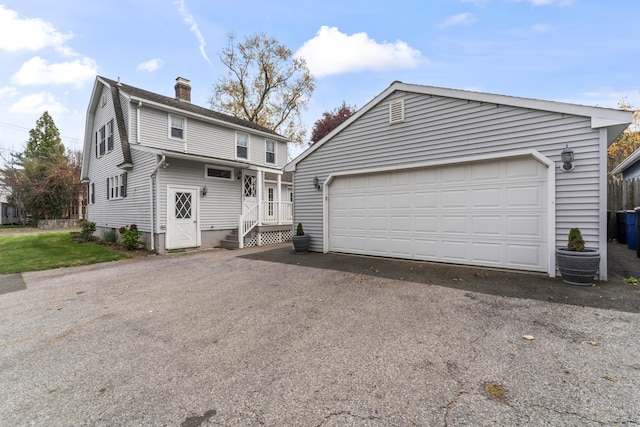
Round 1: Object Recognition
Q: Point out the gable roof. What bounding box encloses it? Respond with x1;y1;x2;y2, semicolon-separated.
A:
285;81;633;172
81;75;290;181
98;76;285;138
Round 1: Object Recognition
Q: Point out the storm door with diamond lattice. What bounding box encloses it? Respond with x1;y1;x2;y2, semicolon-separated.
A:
166;186;199;249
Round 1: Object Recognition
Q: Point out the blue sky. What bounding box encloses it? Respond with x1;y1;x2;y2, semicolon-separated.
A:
0;0;638;159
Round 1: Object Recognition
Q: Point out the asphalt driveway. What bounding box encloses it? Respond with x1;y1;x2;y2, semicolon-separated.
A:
1;244;639;426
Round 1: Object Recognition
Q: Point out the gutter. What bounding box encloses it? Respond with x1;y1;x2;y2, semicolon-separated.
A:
149;155;166;252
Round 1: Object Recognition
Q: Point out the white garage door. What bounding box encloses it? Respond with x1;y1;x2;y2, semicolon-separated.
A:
328;157;549;272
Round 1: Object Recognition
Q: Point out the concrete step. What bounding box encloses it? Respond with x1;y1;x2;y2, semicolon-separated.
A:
220;239;240;250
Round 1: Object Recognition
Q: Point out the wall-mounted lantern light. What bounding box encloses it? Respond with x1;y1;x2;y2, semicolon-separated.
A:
313;176;321;190
201;185;208;197
560;144;574;172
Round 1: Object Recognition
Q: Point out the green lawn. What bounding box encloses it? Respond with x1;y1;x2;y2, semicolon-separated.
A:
0;232;131;274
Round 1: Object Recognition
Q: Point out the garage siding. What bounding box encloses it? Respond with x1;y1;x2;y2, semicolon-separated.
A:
293;91;601;253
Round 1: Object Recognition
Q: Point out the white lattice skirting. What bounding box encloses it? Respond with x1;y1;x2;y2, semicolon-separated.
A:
245;230;293;248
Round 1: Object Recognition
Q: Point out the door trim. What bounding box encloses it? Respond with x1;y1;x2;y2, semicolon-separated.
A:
166;185;201;249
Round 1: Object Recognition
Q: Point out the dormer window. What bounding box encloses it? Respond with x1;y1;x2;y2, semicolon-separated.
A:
169;114;185;140
236;132;249;159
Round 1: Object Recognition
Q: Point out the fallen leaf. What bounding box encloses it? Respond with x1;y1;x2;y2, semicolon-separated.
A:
586;340;599;346
602;375;616;382
522;335;535;340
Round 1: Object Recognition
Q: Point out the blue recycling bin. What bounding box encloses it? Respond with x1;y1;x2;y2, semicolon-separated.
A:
626;210;637;250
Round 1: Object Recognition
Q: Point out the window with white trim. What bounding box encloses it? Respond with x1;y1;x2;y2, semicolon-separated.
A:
106;119;114;152
236;132;249;159
98;126;105;156
169;114;185;140
106;172;127;200
204;165;234;180
265;140;276;164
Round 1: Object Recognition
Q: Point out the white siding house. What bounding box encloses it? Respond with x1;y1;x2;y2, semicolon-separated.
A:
285;82;632;280
81;76;292;253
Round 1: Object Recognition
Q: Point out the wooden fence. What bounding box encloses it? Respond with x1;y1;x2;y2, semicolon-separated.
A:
608;178;640;211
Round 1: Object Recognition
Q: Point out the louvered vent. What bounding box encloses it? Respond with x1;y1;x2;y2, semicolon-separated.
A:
389;100;405;124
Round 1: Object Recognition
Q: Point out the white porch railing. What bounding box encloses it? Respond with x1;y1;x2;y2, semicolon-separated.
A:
239;201;293;249
261;201;293;224
238;203;259;249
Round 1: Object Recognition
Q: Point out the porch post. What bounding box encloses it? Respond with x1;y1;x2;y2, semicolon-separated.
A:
276;173;282;224
256;170;263;225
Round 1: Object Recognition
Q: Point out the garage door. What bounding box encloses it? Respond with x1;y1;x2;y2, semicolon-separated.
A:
328;157;548;272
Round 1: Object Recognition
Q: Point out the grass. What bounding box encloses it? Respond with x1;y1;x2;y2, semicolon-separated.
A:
0;232;132;274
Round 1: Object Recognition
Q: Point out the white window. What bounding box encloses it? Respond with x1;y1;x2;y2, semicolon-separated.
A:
236;132;249;159
97;126;106;156
266;140;276;164
106;119;114;152
107;172;127;200
169;115;185;140
204;165;234;180
101;94;107;107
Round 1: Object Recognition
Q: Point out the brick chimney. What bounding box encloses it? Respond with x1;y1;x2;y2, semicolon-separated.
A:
174;77;191;102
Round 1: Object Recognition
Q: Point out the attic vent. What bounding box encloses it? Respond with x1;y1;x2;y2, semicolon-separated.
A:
389;100;405;124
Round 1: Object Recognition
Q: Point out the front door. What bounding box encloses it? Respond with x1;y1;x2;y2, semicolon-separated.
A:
166;186;199;249
242;171;257;213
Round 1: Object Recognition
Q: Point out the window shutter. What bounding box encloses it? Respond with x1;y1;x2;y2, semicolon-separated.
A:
122;172;127;198
106;178;110;200
91;183;95;204
95;131;99;158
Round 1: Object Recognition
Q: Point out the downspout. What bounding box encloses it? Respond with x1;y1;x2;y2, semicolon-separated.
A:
149;155;166;252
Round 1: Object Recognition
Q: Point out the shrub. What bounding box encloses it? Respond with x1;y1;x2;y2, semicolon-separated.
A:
119;224;142;250
102;228;118;244
78;220;96;242
567;227;585;251
296;223;304;236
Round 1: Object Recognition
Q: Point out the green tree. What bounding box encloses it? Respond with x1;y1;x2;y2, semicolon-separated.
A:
210;33;315;143
1;112;76;220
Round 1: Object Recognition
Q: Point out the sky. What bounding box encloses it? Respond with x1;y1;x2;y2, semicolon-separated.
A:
1;0;639;160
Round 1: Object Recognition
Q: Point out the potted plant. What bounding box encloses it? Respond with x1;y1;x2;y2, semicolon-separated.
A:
292;222;310;253
555;228;601;286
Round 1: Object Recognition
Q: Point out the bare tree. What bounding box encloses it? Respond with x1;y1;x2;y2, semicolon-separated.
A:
211;33;315;143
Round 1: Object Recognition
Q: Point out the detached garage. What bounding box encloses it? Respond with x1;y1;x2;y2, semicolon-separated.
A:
286;82;632;279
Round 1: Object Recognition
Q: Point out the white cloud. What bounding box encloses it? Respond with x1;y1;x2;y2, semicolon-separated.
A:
0;5;74;55
439;13;477;29
531;24;552;32
174;0;211;65
461;0;488;6
0;86;19;98
137;58;164;72
295;26;424;78
11;57;97;89
8;92;68;116
516;0;574;6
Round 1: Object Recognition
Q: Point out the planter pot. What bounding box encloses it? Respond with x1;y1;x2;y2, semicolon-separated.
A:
292;234;310;253
555;247;601;286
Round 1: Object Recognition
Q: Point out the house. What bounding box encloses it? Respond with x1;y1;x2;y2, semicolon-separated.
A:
285;82;633;280
0;192;24;225
80;76;293;253
611;147;640;180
